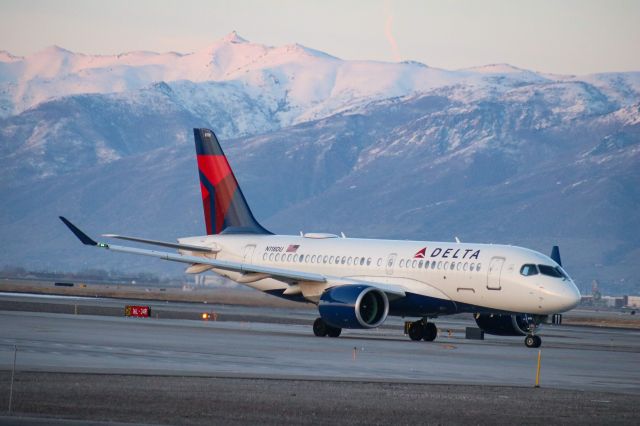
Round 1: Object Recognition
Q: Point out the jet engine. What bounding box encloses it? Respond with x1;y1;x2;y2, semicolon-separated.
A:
318;285;389;329
474;313;534;336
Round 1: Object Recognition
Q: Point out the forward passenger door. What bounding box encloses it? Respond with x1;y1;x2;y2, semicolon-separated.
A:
486;257;505;290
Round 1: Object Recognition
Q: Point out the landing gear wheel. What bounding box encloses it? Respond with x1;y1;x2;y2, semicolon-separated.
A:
313;318;328;337
408;321;425;341
423;322;438;342
533;335;542;347
327;326;342;338
525;334;542;348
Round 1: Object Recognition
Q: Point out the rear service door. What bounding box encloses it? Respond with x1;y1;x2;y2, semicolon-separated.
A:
242;244;256;266
486;257;505;290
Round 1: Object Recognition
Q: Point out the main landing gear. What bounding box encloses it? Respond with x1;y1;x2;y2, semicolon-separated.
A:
408;319;438;342
524;334;542;348
313;317;342;338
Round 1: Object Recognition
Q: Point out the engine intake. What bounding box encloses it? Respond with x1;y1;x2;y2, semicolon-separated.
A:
319;285;389;329
474;313;533;336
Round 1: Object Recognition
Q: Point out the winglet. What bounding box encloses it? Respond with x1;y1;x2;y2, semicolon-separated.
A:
59;217;98;246
550;245;562;267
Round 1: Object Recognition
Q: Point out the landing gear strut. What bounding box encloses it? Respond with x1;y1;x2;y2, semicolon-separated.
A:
524;334;542;348
408;319;438;342
313;317;342;338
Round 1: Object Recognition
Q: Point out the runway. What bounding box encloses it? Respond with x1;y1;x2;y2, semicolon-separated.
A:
1;293;638;394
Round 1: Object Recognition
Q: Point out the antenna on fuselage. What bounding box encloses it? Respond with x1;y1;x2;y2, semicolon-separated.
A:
455;237;461;243
341;232;346;238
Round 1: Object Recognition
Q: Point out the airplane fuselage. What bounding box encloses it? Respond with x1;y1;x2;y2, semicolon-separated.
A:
179;233;580;317
61;128;581;347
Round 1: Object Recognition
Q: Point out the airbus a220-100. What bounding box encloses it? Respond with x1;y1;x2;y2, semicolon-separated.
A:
61;128;581;347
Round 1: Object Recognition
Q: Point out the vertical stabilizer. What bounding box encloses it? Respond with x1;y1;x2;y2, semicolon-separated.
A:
193;128;271;235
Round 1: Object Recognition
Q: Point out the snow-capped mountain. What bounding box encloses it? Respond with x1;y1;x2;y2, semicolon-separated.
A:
1;33;639;294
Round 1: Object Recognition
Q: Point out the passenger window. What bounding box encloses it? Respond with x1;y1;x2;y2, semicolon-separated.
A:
336;256;341;264
450;262;455;270
412;260;417;268
263;253;267;261
437;261;442;269
323;255;328;263
305;255;310;263
377;258;382;267
476;263;482;272
399;259;405;268
457;262;462;271
443;261;449;270
469;263;475;272
299;254;304;262
520;264;539;276
311;255;316;263
418;260;423;268
360;258;365;266
329;256;334;263
275;253;280;262
347;257;353;265
367;257;372;266
431;261;437;269
341;256;346;265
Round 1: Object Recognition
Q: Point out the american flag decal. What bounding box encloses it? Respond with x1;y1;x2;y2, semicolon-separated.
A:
286;245;300;253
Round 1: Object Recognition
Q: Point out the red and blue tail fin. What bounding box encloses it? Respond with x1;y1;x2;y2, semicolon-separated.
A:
193;128;271;235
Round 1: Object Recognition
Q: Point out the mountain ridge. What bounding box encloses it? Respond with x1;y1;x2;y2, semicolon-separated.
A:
0;34;639;295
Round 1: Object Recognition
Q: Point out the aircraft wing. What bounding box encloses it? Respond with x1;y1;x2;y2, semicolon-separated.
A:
61;217;326;284
101;234;218;253
60;217;407;297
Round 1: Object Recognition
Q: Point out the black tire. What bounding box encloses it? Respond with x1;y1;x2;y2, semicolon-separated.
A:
423;322;438;342
313;318;328;337
525;335;536;348
327;326;342;338
533;335;542;348
408;321;424;341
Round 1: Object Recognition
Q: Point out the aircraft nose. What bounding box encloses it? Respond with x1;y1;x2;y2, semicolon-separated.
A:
556;281;581;312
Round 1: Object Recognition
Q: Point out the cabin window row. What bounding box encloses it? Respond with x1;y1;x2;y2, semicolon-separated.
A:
262;252;373;266
398;258;482;272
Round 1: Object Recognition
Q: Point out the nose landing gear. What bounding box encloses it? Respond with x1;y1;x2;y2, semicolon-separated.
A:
525;334;542;348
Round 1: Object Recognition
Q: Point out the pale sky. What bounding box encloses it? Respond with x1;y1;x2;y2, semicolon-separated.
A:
1;0;639;75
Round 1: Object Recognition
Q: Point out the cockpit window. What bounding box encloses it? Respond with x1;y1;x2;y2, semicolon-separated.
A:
555;266;569;280
538;264;563;278
520;264;538;276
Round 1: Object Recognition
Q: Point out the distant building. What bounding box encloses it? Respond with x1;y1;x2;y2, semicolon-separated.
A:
627;296;640;308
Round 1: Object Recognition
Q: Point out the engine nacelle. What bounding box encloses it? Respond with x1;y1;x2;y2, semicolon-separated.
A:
474;313;534;336
318;285;389;329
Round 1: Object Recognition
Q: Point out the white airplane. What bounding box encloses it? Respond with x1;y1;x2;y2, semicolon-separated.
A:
61;128;581;348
